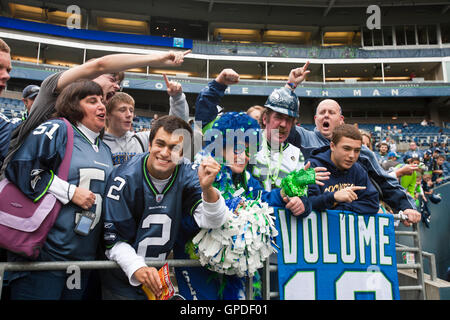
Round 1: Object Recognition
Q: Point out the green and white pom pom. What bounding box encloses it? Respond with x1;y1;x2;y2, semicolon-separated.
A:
192;198;278;278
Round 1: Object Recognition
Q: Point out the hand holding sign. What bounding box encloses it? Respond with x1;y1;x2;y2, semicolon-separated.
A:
282;196;306;216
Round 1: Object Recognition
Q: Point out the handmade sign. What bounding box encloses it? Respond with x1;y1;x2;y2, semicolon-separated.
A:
274;209;400;300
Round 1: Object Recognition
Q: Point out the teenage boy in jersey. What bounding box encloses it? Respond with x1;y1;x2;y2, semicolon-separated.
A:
0;38;14;168
0;38;12;277
307;124;380;213
102;115;229;300
285;65;420;226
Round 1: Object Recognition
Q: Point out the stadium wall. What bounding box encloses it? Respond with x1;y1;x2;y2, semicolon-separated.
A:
396;182;450;281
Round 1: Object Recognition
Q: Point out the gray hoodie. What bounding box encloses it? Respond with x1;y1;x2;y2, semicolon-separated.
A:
103;92;189;166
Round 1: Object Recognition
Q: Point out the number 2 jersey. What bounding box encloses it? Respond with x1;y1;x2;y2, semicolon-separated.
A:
5;118;113;262
101;153;208;298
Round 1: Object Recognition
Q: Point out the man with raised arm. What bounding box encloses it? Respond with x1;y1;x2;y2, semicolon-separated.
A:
285;63;421;226
2;49;191;174
102;115;228;300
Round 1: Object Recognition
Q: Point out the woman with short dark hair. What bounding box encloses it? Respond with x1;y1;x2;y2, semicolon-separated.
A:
5;79;113;300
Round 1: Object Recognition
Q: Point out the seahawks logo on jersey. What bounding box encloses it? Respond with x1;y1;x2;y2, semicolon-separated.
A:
30;168;44;190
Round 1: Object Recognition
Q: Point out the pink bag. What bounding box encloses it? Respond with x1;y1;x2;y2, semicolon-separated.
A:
0;118;73;259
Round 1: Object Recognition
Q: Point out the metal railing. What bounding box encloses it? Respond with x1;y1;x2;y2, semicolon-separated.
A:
394;213;426;299
0;259;201;299
0;257;260;300
396;243;438;281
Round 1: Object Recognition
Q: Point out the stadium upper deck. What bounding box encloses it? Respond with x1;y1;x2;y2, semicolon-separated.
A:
0;0;449;125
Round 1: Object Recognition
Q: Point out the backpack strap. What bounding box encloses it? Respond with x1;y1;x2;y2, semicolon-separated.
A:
133;134;146;153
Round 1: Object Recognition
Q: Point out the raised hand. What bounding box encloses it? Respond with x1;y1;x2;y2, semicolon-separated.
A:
215;68;240;86
163;74;182;97
287;61;310;87
304;161;330;186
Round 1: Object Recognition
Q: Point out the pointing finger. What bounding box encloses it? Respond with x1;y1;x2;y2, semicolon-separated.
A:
163;74;170;87
304;161;310;170
302;61;310;72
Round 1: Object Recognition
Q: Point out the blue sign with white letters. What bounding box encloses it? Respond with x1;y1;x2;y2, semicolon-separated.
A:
274;209;400;300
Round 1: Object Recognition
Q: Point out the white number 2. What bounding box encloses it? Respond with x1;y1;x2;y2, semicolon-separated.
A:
137;214;172;261
106;177;126;201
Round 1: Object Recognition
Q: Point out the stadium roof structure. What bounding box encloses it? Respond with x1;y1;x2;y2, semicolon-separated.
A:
5;0;450;26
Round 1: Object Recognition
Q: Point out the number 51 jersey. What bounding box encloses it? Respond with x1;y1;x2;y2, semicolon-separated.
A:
102;153;203;297
5;119;113;262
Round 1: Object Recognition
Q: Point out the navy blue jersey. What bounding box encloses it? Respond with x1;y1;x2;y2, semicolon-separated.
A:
0;113;21;167
102;154;203;297
6;119;113;261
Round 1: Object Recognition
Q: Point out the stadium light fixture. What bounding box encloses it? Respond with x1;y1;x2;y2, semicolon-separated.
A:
150;70;193;77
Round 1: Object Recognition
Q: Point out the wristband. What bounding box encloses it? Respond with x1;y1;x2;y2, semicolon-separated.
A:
286;82;297;90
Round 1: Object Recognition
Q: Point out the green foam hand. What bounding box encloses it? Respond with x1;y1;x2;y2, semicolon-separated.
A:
281;168;316;197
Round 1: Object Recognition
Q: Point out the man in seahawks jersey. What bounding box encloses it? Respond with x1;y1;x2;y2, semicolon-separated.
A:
102;115;229;300
0;113;20;168
0;39;13;170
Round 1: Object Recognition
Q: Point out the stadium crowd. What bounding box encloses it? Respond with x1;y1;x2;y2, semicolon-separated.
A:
359;125;448;226
0;37;447;300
